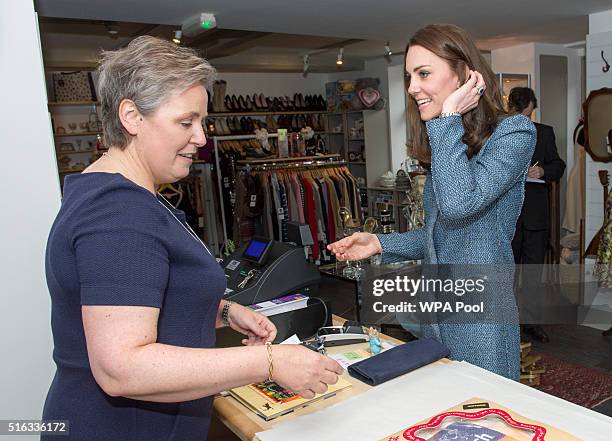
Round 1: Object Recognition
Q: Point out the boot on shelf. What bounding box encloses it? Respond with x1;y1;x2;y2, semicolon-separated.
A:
212;80;228;113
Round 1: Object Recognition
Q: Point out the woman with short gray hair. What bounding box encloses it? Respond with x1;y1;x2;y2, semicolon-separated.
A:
42;36;341;440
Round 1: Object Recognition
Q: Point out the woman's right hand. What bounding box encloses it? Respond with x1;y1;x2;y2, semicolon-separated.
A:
272;345;343;399
327;232;382;261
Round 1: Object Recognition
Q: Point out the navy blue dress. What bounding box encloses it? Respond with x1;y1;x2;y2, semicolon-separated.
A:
43;173;226;440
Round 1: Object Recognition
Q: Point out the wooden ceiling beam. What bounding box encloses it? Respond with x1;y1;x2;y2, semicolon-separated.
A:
205;32;274;59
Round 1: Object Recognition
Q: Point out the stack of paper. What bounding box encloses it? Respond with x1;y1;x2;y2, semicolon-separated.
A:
248;293;309;317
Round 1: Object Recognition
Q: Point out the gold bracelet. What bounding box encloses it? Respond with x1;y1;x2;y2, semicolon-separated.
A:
265;342;273;382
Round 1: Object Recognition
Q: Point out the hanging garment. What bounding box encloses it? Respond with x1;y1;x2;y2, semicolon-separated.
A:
594;189;612;287
562;125;586;233
261;174;274;239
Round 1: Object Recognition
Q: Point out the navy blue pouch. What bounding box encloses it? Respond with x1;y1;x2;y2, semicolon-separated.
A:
347;338;449;386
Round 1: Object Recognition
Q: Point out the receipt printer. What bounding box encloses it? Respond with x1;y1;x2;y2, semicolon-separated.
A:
222;237;321;306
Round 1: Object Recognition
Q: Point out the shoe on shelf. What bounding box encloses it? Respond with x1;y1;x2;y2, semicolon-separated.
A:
231;95;240;113
253;93;262;110
266;115;277;132
293;93;300;110
258;93;268;111
228;116;239;134
223;96;233;113
245;95;254;112
212;80;228;112
212;119;222;136
317;94;327;110
236;95;246;112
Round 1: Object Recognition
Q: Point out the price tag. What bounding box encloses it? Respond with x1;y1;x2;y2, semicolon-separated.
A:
250;194;257;207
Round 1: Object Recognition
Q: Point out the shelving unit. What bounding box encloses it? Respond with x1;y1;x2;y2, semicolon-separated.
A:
208;110;327;117
48;101;104;182
48;101;99;107
55;131;101;138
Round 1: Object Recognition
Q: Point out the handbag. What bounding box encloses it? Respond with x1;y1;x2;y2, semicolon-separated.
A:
52;71;97;102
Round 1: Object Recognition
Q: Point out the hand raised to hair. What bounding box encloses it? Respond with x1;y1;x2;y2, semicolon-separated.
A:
327;232;382;261
442;70;486;115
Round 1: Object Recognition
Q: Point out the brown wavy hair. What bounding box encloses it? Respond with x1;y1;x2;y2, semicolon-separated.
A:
405;24;506;166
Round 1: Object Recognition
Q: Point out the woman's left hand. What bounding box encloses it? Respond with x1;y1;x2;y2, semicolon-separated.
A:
442;70;486;115
227;303;277;345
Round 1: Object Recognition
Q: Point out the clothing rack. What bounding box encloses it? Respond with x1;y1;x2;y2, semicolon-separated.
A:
236;154;345;172
232;159;361;264
212;134;280;249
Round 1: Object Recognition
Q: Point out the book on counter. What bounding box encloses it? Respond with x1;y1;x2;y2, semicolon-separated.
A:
229;377;352;421
247;293;308;317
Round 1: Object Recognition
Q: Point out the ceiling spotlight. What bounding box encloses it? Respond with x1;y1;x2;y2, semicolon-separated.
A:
302;54;310;77
104;21;120;39
384;41;393;58
336;48;344;66
182;13;217;37
172;30;182;44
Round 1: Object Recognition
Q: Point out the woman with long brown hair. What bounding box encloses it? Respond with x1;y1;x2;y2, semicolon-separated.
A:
328;24;536;380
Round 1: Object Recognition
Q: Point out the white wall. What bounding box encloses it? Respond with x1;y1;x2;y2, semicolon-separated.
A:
491;43;536;82
584;10;612;244
0;0;61;432
387;62;408;173
533;44;583;172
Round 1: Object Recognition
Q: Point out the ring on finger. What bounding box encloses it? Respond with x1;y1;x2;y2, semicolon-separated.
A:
476;85;485;95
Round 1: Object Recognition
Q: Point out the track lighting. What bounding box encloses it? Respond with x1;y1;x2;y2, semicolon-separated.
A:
384;41;393;58
104;21;119;39
302;54;310;77
172;30;182;44
336;48;344;66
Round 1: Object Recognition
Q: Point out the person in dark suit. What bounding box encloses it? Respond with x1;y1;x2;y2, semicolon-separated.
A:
509;87;566;343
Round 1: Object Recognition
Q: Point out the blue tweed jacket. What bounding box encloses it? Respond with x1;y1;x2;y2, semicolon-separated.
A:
377;114;536;380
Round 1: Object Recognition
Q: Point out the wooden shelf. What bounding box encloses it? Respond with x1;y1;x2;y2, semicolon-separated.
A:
237;154;340;165
57;149;96;156
58;167;86;174
55;131;101;138
208;110;327;117
48;101;99;107
348;161;366;165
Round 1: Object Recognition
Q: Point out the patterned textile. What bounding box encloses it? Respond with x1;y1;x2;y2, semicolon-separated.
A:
377;114;536;380
594;190;612;287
